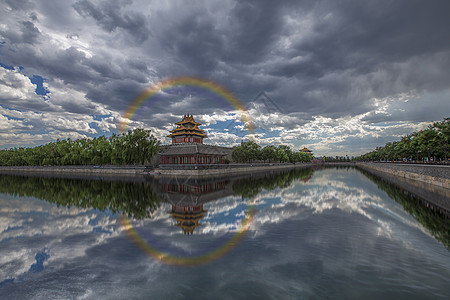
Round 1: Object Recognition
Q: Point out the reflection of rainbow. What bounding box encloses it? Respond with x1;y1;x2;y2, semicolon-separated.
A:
119;76;253;133
119;77;256;264
120;207;255;266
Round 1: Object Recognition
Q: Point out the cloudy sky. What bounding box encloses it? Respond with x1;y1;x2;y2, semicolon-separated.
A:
1;0;449;156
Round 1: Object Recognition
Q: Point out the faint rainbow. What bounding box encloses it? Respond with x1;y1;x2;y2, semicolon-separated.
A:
120;207;255;266
119;76;254;133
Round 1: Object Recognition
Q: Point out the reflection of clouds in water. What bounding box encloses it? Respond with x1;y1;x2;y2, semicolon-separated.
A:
242;169;432;242
282;187;375;215
203;196;243;217
0;195;122;283
133;171;385;244
376;219;393;239
1;169;449;299
129;203;172;234
125;196;252;257
200;196;247;235
0;168;434;285
0;248;34;284
134;168;426;245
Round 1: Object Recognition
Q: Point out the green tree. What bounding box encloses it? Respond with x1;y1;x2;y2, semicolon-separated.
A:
261;145;276;163
296;151;313;162
0;128;160;166
232;141;261;163
355;117;450;162
276;146;289;163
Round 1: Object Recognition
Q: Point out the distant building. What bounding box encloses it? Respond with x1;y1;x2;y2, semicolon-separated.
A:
160;114;232;166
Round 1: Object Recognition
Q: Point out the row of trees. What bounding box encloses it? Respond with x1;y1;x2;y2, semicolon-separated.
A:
232;141;313;163
356;118;450;162
0;129;160;166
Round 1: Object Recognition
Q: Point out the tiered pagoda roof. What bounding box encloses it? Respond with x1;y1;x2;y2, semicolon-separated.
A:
168;114;207;139
300;147;312;153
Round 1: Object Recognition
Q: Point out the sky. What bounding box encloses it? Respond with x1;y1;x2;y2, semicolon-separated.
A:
1;0;450;156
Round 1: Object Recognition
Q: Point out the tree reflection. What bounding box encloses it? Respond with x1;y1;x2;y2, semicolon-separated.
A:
232;168;314;199
0;175;160;219
0;168;314;224
359;169;450;249
3;167;447;244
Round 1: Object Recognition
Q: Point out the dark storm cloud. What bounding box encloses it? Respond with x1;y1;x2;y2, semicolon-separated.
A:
134;0;450;121
2;0;448;119
20;21;41;44
73;0;150;43
1;43;147;114
2;42;92;86
1;0;450;151
3;0;34;11
220;0;289;64
84;79;145;111
150;0;294;77
154;11;223;74
262;0;450;117
271;0;450;78
362;90;450;124
0;21;41;45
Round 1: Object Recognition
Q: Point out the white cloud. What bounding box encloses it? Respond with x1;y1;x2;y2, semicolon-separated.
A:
0;69;127;148
0;68;41;104
197;110;238;126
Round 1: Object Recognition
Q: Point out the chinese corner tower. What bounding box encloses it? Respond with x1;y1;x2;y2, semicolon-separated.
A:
167;114;207;144
160;114;232;165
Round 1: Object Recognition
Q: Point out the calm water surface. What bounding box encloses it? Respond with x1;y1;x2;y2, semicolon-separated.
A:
0;167;449;299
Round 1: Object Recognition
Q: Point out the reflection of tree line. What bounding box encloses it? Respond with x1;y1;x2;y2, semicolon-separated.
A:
3;168;447;245
0;175;160;220
0;168;314;219
232;168;314;199
359;169;450;249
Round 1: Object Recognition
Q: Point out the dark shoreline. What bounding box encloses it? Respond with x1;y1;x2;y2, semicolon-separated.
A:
0;163;323;178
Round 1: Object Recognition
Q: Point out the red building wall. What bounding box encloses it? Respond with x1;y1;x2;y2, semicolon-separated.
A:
172;137;203;144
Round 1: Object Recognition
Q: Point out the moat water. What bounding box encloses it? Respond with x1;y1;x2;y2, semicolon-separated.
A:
0;167;449;299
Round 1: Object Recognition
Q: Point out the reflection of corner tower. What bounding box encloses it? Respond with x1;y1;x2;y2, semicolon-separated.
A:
168;205;207;235
168;114;207;144
159;178;232;235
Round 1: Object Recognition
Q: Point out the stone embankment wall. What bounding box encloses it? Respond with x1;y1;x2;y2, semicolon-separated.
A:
0;166;145;176
356;163;450;190
158;163;312;177
0;163;314;178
